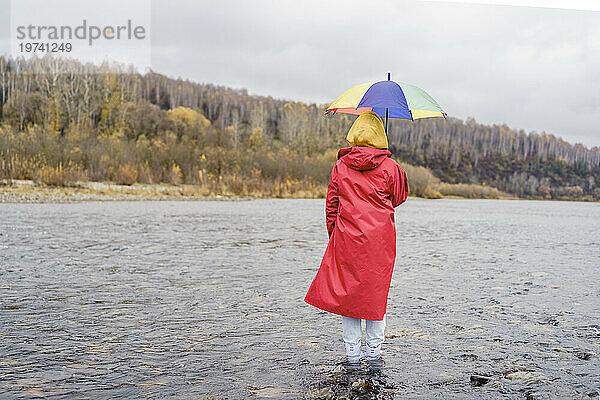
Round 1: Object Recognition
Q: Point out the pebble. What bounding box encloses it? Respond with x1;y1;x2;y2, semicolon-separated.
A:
470;374;493;386
505;371;547;383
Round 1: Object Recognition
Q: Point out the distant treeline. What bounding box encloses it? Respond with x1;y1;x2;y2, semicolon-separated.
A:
0;55;598;200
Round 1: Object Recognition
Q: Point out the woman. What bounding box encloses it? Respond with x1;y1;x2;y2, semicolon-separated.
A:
304;111;409;364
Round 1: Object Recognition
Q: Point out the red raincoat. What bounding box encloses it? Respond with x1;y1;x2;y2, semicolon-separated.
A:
304;146;409;320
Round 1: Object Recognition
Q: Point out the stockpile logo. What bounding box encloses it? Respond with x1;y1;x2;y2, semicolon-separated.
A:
10;0;151;72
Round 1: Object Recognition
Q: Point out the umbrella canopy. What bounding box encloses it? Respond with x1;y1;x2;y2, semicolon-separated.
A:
326;75;446;122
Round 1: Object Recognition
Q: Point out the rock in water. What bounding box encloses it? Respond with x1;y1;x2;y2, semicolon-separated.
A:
470;374;493;386
505;371;547;383
575;351;593;360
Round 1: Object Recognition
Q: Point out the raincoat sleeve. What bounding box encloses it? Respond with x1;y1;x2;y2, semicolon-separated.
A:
390;164;409;208
325;163;339;237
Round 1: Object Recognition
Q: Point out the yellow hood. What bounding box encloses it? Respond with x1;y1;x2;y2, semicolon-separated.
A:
345;111;389;150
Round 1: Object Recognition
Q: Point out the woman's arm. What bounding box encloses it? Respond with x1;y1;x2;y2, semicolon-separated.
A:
325;163;339;237
391;164;409;207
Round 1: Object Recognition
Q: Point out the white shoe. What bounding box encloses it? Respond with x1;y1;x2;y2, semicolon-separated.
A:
365;344;382;360
344;342;361;359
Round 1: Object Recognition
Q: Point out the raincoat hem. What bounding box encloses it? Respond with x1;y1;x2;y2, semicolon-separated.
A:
304;296;385;321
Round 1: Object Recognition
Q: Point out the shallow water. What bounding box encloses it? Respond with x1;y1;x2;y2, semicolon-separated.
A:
0;198;599;399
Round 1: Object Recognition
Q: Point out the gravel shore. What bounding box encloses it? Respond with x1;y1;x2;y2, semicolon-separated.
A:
0;180;253;203
0;180;556;203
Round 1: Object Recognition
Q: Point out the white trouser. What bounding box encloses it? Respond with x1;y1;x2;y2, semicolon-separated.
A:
342;314;386;360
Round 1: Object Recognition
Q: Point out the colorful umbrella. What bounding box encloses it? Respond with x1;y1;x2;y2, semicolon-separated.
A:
326;73;446;132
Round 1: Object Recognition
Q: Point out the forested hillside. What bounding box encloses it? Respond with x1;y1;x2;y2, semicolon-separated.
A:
1;56;598;200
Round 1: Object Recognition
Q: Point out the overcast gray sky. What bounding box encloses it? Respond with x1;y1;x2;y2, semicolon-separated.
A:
0;0;598;147
150;0;600;147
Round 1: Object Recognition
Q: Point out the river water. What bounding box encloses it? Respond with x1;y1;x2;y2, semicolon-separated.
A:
0;198;598;399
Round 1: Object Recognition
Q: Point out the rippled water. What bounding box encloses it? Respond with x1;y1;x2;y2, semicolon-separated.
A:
1;198;599;399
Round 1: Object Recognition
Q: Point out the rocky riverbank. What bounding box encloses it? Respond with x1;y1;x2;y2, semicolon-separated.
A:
0;180;254;203
0;179;529;203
